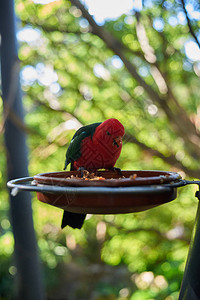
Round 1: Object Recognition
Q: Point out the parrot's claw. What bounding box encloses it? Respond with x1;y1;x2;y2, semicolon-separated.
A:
77;166;85;178
109;167;122;176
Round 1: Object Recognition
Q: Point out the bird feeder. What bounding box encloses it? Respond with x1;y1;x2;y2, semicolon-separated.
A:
8;170;182;214
7;170;200;299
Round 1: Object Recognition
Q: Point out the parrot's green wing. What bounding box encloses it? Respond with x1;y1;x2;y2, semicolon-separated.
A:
64;122;102;170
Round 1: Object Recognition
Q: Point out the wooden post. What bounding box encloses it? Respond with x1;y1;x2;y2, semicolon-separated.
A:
179;188;200;299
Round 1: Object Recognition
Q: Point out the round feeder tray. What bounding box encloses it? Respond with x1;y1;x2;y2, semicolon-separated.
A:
7;170;192;214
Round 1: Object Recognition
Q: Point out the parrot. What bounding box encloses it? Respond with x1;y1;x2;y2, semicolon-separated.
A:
61;118;125;229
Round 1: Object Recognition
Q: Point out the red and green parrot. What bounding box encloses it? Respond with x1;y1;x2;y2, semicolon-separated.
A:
61;118;125;229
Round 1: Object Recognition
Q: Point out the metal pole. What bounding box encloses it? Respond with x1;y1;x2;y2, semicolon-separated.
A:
179;187;200;299
0;1;44;299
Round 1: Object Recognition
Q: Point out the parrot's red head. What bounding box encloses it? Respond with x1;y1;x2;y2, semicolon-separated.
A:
93;118;125;152
72;118;125;171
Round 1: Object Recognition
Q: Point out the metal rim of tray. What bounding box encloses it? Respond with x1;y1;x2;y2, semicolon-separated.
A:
7;176;200;195
7;176;200;215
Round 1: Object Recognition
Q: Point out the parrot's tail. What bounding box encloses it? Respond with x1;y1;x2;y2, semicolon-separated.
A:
61;211;86;229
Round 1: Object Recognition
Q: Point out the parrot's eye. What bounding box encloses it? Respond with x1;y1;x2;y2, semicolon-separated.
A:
106;131;111;136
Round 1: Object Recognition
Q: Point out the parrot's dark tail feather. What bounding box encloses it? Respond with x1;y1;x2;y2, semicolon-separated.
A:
61;211;86;229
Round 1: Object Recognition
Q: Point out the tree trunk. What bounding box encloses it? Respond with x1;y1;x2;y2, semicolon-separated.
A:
0;1;44;299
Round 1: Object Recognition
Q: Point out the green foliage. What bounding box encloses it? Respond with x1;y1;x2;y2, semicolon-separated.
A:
1;0;200;298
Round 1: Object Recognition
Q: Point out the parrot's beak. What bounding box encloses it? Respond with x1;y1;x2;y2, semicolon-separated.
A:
113;136;122;147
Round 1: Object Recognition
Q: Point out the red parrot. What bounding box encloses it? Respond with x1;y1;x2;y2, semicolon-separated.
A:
61;118;125;229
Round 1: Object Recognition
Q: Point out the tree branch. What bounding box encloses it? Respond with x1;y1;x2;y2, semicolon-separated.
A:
181;0;200;49
69;0;200;159
135;13;200;143
124;132;200;178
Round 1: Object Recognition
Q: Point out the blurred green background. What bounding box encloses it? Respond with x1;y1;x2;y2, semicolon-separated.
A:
1;0;200;299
